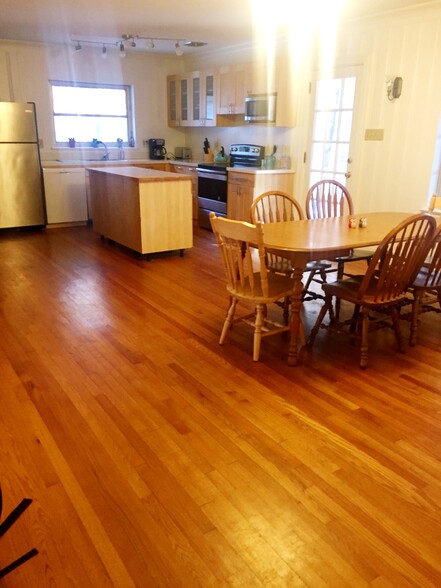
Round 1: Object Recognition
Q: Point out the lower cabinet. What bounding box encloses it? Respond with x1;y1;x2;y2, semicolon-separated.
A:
43;167;88;224
88;168;193;255
169;163;198;219
227;171;296;222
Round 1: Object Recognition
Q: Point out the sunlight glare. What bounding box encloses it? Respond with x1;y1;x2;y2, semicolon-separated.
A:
250;0;344;79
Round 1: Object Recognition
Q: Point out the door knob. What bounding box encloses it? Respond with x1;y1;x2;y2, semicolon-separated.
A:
345;171;352;178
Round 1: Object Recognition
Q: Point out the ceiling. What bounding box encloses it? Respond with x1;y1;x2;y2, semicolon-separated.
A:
0;0;436;55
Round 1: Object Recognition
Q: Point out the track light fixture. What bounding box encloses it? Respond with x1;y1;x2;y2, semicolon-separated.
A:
71;35;207;57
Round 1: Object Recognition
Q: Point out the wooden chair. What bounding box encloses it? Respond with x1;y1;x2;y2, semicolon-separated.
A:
407;224;441;346
428;194;441;214
305;179;373;279
307;213;436;368
250;190;332;303
305;179;374;314
209;211;294;361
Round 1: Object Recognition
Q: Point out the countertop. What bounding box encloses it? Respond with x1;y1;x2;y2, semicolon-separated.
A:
41;159;294;174
87;166;192;182
41;158;171;168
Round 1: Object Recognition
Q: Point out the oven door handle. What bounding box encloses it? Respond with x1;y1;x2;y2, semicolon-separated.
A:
196;169;227;182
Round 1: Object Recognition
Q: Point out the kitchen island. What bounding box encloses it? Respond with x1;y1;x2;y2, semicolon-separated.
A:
87;166;193;257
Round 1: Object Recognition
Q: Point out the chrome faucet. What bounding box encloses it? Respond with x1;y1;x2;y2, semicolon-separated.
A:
92;138;110;160
97;141;110;160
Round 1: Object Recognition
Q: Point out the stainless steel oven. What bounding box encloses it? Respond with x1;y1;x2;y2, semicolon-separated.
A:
196;165;228;230
197;144;264;230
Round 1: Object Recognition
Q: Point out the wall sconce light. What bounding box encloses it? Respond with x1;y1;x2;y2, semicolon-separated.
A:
386;76;403;101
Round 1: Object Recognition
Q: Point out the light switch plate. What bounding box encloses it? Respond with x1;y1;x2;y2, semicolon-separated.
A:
364;128;384;141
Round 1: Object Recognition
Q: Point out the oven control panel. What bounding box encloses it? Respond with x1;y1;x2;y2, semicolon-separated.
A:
229;144;264;168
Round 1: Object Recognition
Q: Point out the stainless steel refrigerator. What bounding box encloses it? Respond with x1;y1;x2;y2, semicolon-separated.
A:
0;101;46;229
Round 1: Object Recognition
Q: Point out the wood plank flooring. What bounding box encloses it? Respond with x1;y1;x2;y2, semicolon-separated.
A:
0;223;440;587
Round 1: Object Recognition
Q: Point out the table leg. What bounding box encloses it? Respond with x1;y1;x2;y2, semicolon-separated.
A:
288;267;304;366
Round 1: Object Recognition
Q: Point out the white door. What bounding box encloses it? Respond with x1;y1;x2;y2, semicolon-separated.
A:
306;65;363;194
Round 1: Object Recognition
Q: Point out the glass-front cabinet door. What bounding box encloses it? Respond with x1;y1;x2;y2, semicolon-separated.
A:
168;70;216;127
191;70;216;127
202;71;215;126
180;75;189;125
167;75;179;126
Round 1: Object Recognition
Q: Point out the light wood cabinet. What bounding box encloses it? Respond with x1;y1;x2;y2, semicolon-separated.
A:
227;171;296;222
217;63;251;115
167;74;191;126
191;70;216;127
169;163;198;219
167;57;296;128
88;167;193;256
168;70;216;127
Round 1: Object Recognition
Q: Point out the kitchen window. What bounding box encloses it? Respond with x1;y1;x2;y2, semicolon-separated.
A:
50;81;134;147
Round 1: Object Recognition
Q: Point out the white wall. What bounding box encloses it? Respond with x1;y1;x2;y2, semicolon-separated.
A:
0;40;187;161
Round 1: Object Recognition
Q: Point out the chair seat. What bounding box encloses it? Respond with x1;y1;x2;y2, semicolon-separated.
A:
322;275;408;307
335;248;374;263
305;260;332;270
226;272;293;303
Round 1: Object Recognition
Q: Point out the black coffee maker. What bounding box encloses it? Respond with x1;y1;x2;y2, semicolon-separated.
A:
148;138;166;160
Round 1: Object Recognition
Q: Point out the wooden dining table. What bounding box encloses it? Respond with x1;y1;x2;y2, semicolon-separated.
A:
261;211;416;366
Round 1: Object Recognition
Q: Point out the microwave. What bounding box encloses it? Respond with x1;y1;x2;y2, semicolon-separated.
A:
245;93;277;123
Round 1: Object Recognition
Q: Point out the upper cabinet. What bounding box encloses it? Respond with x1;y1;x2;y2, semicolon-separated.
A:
191;70;216;127
166;57;296;128
248;57;296;127
167;74;191;127
217;64;252;116
168;70;216;127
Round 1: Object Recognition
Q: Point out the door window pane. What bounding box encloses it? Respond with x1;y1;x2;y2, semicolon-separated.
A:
309;75;356;185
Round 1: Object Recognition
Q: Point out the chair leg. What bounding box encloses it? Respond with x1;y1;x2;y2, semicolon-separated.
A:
253;303;265;361
307;294;332;347
409;292;421;347
283;296;290;325
337;260;344;280
302;269;316;297
391;307;405;353
360;307;370;369
350;304;361;334
220;298;238;345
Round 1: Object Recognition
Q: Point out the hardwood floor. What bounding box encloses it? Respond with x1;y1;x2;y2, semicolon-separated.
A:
1;223;440;587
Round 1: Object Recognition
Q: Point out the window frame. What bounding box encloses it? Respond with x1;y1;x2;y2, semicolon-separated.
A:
49;80;134;148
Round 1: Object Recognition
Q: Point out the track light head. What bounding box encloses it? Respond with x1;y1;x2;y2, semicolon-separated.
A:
119;42;126;58
146;39;155;50
101;45;107;59
175;41;183;56
74;41;81;51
